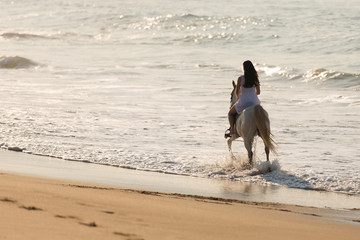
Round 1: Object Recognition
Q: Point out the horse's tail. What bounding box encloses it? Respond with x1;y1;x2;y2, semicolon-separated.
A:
253;105;277;154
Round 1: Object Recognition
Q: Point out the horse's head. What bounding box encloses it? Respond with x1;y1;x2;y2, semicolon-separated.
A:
230;80;237;108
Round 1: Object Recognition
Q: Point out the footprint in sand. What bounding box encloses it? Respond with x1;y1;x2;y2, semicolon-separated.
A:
113;232;144;240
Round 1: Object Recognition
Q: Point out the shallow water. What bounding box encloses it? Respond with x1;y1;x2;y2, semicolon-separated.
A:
0;0;359;195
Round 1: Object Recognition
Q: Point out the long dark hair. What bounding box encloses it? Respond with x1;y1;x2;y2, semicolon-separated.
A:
243;60;259;88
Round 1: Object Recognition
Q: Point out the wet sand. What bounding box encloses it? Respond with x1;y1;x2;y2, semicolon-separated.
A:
0;149;359;210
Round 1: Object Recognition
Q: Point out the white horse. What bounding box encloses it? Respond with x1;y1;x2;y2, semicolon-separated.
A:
227;80;276;165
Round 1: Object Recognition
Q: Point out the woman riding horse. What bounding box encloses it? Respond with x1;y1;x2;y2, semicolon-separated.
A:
226;60;261;137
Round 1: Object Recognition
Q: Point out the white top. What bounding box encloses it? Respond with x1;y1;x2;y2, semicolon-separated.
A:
235;76;260;114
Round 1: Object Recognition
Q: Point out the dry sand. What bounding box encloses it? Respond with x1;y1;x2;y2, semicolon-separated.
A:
1;172;359;240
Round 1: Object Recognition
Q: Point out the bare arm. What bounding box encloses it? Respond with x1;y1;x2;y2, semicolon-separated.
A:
256;85;260;95
235;76;242;99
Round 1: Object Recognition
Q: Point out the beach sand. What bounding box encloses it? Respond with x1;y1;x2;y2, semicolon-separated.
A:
1;173;360;239
1;150;360;239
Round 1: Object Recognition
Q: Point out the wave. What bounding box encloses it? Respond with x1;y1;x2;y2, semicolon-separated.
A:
257;64;360;89
0;56;39;69
0;32;52;40
302;68;360;88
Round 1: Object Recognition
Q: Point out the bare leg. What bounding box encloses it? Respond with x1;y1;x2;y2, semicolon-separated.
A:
228;106;237;135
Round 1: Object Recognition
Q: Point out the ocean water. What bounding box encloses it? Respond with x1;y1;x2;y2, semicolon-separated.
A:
0;0;359;195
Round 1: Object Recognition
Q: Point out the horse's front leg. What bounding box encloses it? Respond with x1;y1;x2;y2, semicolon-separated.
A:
227;137;237;159
227;138;232;151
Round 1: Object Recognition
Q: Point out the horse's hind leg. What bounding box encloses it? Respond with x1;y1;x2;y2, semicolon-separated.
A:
248;150;253;165
265;146;270;161
265;145;271;172
244;138;254;165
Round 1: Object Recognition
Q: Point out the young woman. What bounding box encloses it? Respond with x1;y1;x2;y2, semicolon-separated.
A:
226;60;261;137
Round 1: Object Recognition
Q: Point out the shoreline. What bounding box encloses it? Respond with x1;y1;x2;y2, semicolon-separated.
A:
0;149;359;210
1;149;360;239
